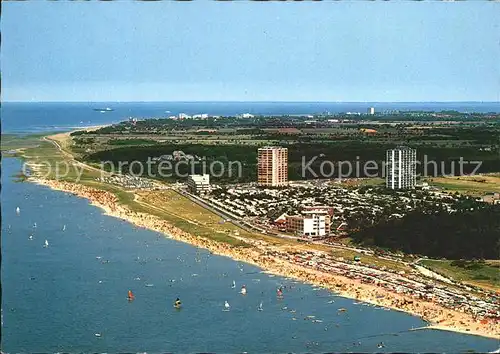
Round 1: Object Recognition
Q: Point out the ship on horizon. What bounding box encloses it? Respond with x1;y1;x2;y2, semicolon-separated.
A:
93;107;113;113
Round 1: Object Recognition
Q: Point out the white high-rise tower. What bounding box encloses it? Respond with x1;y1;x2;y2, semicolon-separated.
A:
386;146;417;189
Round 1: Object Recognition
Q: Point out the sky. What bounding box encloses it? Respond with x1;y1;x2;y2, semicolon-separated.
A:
2;1;499;102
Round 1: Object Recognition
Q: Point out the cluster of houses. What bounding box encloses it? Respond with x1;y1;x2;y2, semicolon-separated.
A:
167;112;254;120
205;182;459;239
169;113;210;120
151;150;201;162
97;175;157;189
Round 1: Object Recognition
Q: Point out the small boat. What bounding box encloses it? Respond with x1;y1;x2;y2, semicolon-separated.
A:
223;301;230;311
338;308;347;312
43;240;49;248
16;207;20;215
127;290;135;301
277;288;284;298
28;235;33;241
174;298;182;309
62;225;66;231
95;333;102;337
33;222;37;228
145;283;154;287
231;280;236;289
240;285;247;295
258;302;263;311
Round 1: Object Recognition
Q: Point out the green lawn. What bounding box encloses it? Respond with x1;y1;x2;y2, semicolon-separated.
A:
1;134;46;152
426;176;500;195
420;259;500;291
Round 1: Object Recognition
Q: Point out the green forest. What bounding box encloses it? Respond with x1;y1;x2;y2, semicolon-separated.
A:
350;201;500;260
83;142;500;183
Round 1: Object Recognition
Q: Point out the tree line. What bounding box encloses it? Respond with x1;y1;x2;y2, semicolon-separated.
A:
349;201;500;260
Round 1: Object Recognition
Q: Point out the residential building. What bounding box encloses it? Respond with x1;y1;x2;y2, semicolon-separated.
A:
178;113;191;119
302;206;334;218
187;174;210;194
257;147;288;186
480;193;500;205
286;211;331;239
386;146;417;189
368;107;375;115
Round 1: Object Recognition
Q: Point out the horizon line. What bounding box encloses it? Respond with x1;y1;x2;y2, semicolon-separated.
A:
3;100;500;104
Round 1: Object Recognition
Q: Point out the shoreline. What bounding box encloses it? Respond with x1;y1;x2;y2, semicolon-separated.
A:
27;176;500;340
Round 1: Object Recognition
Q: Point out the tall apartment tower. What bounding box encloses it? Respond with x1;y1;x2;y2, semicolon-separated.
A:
257;147;288;186
386;146;417;189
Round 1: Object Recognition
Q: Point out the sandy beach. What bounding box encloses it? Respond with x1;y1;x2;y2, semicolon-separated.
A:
29;177;500;340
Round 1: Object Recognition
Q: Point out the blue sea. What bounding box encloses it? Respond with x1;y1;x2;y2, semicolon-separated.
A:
1;103;500;352
2;101;499;134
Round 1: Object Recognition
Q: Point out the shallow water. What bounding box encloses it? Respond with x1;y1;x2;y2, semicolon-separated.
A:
1;158;498;352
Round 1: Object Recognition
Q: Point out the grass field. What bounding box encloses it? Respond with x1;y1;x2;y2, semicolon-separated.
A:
1;134;47;152
21;138;101;182
421;259;500;292
135;189;314;247
426;175;500;196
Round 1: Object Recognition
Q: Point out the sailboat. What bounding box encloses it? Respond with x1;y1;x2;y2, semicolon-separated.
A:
62;225;66;231
258;302;263;311
43;240;49;248
223;301;230;311
127;290;135;301
240;285;247;295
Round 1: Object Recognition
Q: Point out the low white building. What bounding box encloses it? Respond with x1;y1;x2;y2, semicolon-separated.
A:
178;113;192;119
187;174;210;194
286;211;330;239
